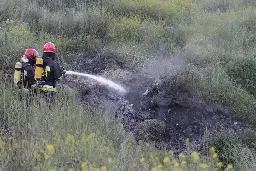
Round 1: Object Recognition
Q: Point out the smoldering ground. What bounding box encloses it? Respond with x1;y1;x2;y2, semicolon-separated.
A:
64;53;246;152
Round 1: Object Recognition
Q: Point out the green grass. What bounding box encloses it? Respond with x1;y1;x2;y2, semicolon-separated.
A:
0;73;239;171
0;0;256;170
205;129;256;170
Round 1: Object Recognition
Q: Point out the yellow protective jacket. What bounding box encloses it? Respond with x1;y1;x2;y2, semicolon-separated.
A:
14;57;36;89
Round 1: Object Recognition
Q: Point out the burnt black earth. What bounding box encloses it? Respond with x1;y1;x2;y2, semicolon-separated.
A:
64;54;246;153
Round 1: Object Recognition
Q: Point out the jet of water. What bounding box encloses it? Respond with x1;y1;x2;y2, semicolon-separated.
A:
66;71;128;95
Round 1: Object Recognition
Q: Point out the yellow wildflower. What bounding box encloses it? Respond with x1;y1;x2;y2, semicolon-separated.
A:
212;153;218;159
34;152;40;160
88;133;96;139
65;134;75;145
158;164;163;169
107;157;114;164
163;157;170;164
216;162;223;168
46;144;54;153
191;151;200;161
101;166;107;171
181;161;187;167
81;162;87;169
140;157;145;163
179;153;186;160
150;167;158;171
227;164;233;170
209;147;215;154
172;160;179;167
199;163;208;169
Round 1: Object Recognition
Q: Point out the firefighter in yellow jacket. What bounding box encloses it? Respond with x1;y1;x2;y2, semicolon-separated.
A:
35;42;65;103
14;48;39;93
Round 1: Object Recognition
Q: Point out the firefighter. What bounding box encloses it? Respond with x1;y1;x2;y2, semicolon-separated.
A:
37;42;65;103
14;48;39;94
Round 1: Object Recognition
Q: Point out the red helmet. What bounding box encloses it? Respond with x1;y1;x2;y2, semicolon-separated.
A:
24;48;39;60
43;42;56;53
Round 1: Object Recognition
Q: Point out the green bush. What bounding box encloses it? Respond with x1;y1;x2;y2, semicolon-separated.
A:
0;0;194;55
109;17;143;43
226;57;256;97
0;21;72;71
109;17;164;44
36;7;108;39
0;21;36;71
182;6;256;65
206;129;256;170
174;65;256;121
0;0;25;22
196;0;256;12
178;6;256;119
196;0;233;12
107;0;192;21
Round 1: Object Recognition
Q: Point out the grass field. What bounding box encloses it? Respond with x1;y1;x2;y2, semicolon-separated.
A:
0;0;256;170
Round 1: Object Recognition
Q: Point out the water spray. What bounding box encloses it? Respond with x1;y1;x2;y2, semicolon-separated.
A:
65;71;128;95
